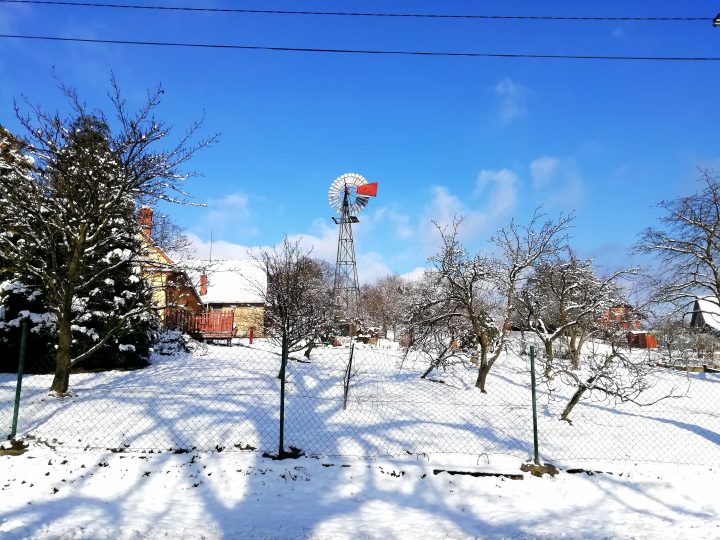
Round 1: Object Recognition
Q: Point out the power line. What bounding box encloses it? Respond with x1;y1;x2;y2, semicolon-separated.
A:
0;0;710;23
1;34;718;61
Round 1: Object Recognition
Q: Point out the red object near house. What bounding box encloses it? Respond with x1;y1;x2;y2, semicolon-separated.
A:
199;273;208;296
166;309;234;344
627;331;657;349
602;305;642;331
139;207;153;237
356;182;379;197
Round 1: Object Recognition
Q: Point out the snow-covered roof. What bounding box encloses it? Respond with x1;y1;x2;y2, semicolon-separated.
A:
182;259;266;305
692;296;720;331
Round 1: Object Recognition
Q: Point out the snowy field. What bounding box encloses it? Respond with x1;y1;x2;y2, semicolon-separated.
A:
1;337;718;465
2;445;720;539
2;337;720;538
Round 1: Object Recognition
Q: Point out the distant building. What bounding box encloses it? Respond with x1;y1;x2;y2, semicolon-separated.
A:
599;304;643;332
687;296;720;333
138;207;202;320
182;260;267;338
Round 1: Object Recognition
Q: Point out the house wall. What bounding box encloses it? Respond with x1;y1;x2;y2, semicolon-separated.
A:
140;236;201;321
209;304;265;337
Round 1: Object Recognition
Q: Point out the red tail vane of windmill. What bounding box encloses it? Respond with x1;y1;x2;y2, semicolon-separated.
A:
356;182;379;197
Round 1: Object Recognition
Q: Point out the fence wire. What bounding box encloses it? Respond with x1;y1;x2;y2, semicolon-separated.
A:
1;330;718;465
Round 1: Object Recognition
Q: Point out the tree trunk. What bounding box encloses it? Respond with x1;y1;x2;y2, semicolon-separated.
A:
421;364;435;379
50;223;86;394
475;340;490;392
561;367;603;422
560;384;587;422
569;334;580;369
543;339;554;378
569;330;590;369
475;361;490;393
51;308;73;394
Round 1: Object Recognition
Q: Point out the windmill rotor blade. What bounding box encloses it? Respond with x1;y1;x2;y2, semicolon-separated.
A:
328;172;373;214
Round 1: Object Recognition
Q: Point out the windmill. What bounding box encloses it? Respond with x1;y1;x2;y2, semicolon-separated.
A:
328;173;379;323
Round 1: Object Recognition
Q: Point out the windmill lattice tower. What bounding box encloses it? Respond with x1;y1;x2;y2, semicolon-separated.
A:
328;173;378;323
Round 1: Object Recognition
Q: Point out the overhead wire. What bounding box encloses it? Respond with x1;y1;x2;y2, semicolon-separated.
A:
0;0;711;23
1;34;718;61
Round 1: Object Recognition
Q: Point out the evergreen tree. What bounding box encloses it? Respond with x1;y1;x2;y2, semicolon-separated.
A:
0;81;212;393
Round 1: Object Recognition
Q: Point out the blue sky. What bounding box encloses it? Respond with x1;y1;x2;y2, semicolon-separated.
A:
1;0;718;281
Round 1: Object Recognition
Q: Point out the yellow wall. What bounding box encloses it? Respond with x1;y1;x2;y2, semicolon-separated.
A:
211;305;265;337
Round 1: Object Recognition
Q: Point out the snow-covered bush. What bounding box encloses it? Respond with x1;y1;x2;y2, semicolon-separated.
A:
0;280;56;373
152;329;203;356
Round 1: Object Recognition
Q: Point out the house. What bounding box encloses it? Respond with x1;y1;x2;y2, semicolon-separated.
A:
137;208;266;340
138;207;203;321
181;259;267;338
687;296;720;333
599;304;643;332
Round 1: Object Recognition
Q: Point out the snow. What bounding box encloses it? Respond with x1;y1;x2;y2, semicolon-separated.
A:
1;446;719;539
1;337;719;537
182;259;266;305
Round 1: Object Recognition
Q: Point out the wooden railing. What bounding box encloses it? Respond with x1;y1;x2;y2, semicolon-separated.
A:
165;309;234;343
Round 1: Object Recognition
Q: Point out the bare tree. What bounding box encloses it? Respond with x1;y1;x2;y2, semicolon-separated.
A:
403;270;475;378
254;237;332;370
516;254;635;375
636;170;720;319
0;80;214;394
556;315;684;423
361;274;406;339
652;311;690;362
149;211;193;260
481;210;572;390
412;210;571;392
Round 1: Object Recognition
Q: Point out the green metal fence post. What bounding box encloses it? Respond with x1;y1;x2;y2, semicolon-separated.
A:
9;318;29;440
278;334;288;457
343;343;355;410
529;345;540;465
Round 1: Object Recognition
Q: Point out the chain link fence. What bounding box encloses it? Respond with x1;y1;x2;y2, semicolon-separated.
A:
1;327;718;465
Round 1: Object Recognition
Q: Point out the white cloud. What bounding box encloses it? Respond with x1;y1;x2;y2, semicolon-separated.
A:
530;156;560;189
529;156;585;210
286;220;339;263
200;192;258;238
0;2;31;33
419;169;518;250
475;169;518;217
400;267;428;282
185;232;256;261
611;24;628;39
183;169;519;286
357;252;393;284
494;78;531;126
185;225;391;284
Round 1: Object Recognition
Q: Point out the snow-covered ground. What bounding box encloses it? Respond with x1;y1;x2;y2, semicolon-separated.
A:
1;337;719;538
1;444;720;539
1;337;717;464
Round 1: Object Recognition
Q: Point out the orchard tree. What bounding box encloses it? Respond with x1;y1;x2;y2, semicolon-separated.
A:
0;80;213;394
556;311;683;423
516;254;635;375
361;274;406;338
637;170;720;318
481;210;573;390
255;236;333;370
412;210;571;392
403;270;475;379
